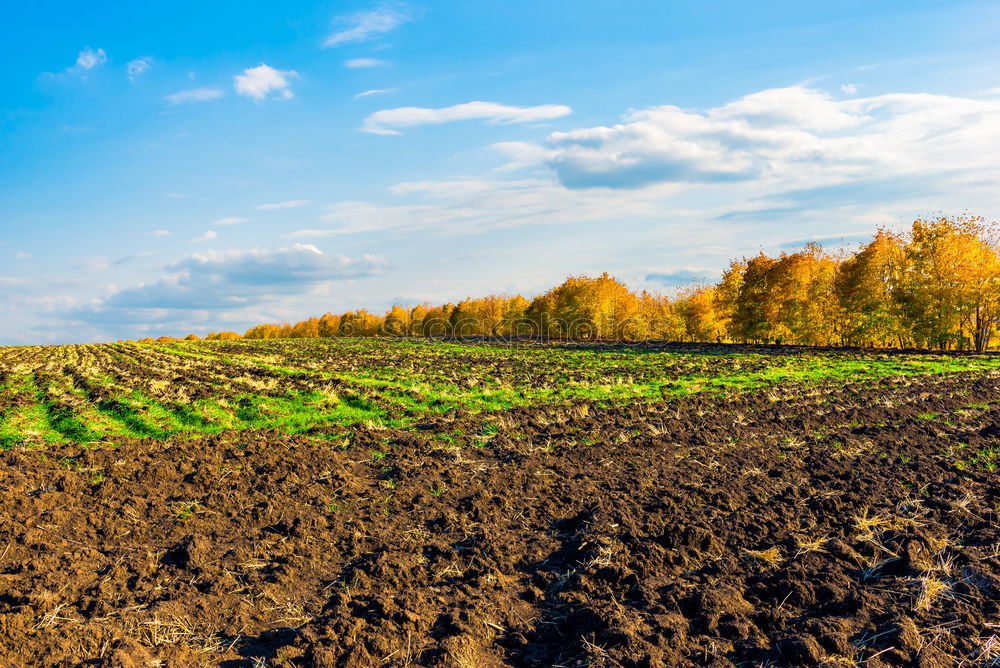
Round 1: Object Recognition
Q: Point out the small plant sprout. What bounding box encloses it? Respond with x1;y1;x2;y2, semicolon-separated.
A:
174;501;202;520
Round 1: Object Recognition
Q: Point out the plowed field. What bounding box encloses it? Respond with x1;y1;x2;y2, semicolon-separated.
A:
1;339;999;666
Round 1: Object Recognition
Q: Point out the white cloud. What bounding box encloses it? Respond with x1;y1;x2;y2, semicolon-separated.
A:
355;88;397;98
324;4;411;47
234;64;296;101
16;252;32;260
255;200;311;210
490;141;551;171
151;230;172;237
192;230;218;243
165;87;224;104
362;101;573;135
287;178;666;236
841;83;858;94
212;217;249;226
70;245;387;315
288;84;1000;244
345;58;389;69
517;86;1000;189
127;57;151;81
76;48;107;70
0;277;28;288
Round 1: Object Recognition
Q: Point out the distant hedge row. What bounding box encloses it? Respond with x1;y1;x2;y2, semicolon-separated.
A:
141;216;999;352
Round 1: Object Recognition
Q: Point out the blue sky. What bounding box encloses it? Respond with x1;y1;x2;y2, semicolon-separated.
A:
2;1;1000;344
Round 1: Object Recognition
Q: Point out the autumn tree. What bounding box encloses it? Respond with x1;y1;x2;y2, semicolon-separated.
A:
835;230;906;347
674;286;724;342
318;313;341;338
377;306;408;337
291;318;320;339
528;273;640;339
639;291;683;341
894;216;1000;350
765;243;841;346
713;260;745;341
730;254;778;343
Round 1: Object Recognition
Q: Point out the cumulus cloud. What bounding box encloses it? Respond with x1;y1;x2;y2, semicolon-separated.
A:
212;217;249;226
509;86;1000;190
324;4;411;47
127;57;151;80
165;87;224;104
75;245;386;313
234;64;296;100
76;47;107;70
255;200;311;210
362;101;572;135
150;230;172;237
345;58;389;69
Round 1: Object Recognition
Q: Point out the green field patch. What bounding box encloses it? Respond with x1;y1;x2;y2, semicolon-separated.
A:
93;396;165;438
42;402;96;442
0;374;65;448
6;339;1000;446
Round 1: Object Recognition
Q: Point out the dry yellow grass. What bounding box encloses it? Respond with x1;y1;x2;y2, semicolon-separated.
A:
913;574;950;612
794;534;829;557
743;546;783;568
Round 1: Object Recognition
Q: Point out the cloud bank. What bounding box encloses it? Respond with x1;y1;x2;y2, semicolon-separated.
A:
494;86;1000;189
69;245;386;323
303;85;1000;242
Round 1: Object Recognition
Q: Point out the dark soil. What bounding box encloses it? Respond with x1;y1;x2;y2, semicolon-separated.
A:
2;372;999;667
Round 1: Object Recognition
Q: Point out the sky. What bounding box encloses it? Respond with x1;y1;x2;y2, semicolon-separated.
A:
2;0;1000;344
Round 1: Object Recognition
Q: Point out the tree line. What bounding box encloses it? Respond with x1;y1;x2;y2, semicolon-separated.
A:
145;216;1000;352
